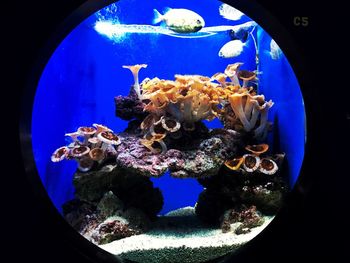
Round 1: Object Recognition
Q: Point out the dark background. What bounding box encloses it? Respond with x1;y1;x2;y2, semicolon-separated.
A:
2;0;348;262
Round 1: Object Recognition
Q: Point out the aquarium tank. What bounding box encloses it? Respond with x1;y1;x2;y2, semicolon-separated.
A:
31;0;305;262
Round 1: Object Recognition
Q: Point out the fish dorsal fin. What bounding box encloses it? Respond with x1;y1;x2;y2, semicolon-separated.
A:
163;7;172;14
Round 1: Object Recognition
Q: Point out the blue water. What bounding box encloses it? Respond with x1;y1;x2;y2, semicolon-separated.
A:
31;0;305;214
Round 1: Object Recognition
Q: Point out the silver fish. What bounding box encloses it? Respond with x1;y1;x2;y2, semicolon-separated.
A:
218;39;246;58
219;3;244;21
153;8;205;33
269;39;282;60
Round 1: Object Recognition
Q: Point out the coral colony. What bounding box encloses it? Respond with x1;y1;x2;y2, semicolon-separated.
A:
52;63;287;251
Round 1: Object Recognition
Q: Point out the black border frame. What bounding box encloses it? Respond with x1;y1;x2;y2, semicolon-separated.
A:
17;0;319;262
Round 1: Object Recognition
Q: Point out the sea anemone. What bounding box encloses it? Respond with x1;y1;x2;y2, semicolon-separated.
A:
238;70;257;88
227;91;253;131
224;157;244;171
123;64;148;100
140;132;167;154
160;116;181;133
97;131;121;150
93;123;113;134
259;158;278;175
211;72;227;87
224;87;274;140
52;124;119;172
51;146;69;162
71;145;90;158
140;114;157;130
150;118;167;137
225;63;243;86
65;131;82;143
253;100;274;140
245;144;269;155
78;126;96;143
242;154;261;172
89;147;105;162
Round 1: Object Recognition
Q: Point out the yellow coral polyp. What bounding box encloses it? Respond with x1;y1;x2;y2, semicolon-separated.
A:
225;85;240;94
224;86;274;139
149;132;166;141
140;135;167;154
143;103;160;115
150;121;167;137
211;72;227;86
165;90;179;104
141;114;156;130
161;116;181;133
141;70;236;127
142;77;161;91
224;157;244;170
245;144;269;155
150;92;169;108
175;74;210;85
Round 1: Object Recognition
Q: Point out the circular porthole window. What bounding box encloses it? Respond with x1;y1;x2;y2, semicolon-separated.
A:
26;0;306;262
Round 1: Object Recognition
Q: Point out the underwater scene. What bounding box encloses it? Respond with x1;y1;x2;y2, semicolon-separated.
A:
31;0;305;262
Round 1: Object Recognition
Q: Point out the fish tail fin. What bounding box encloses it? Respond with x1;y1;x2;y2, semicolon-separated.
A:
153;9;163;24
163;7;172;13
242;36;250;47
263;50;270;56
263;49;277;60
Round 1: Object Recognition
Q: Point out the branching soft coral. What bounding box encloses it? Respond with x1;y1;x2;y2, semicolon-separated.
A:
226;92;274;140
217;64;273;140
141;74;221;124
136;72;225;153
122;63;274;154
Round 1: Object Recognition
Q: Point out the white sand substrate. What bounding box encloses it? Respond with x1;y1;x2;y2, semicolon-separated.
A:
100;206;273;263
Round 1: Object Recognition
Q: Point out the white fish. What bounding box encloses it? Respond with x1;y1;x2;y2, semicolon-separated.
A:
269;39;282;60
219;3;244;21
94;21;216;41
153;8;205;33
218;39;246;58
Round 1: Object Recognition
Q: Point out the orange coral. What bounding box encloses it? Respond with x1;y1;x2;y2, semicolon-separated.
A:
142;74;222;124
123;63;274;153
137;71;227;153
140;132;167;154
245;144;269;155
223;83;274;140
224;157;244;171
